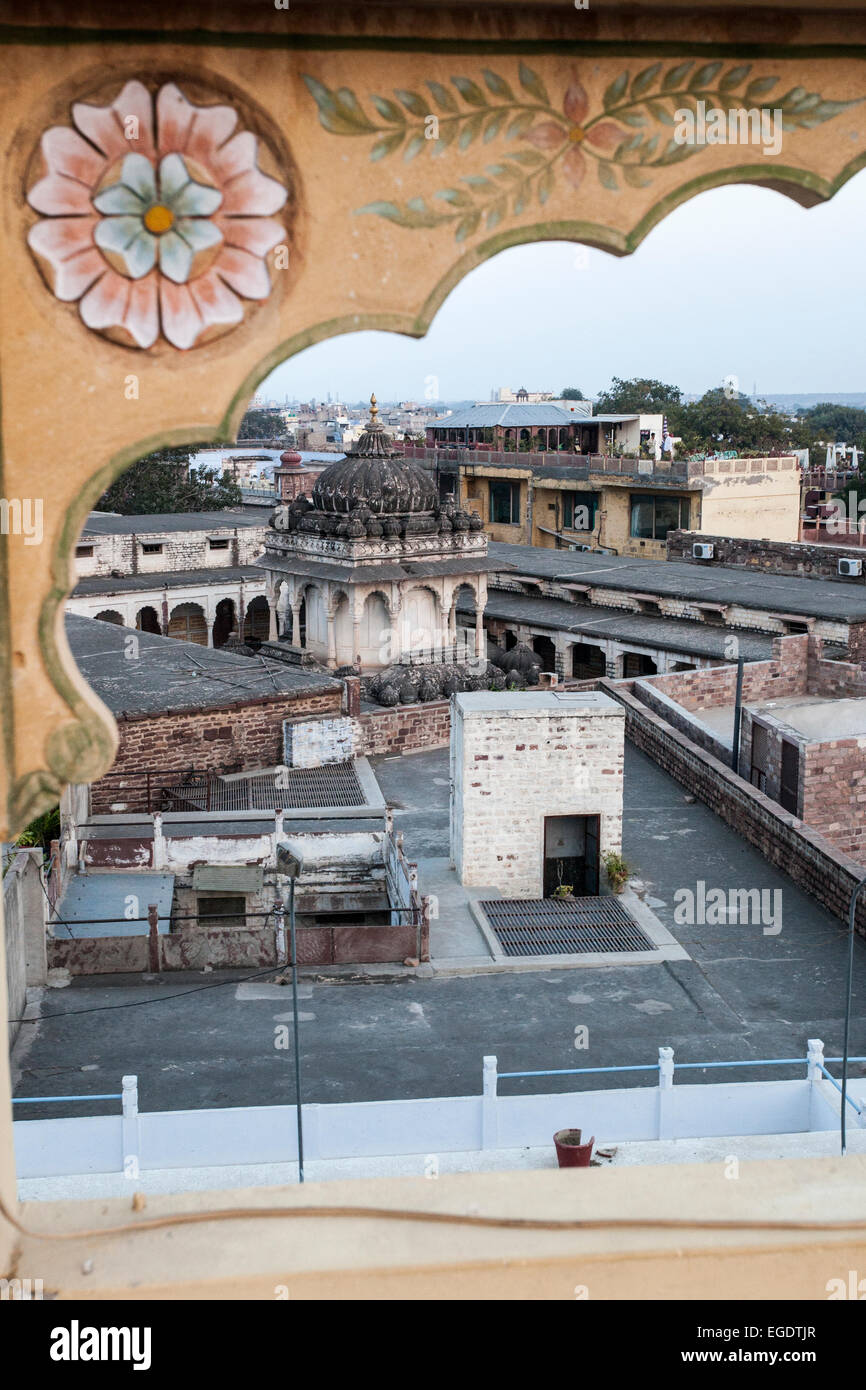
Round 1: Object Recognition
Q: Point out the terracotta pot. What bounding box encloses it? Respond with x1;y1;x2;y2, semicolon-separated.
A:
553;1128;595;1168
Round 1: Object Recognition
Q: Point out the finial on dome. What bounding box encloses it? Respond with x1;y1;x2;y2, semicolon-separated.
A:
370;392;378;420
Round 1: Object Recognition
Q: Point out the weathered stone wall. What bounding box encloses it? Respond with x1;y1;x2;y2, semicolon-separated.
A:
90;689;342;811
802;737;866;863
75;521;269;578
602;680;866;937
668;530;866;580
355;701;452;757
452;693;624;896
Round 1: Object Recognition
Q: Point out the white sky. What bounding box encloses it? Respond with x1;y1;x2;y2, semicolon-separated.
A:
261;171;866;404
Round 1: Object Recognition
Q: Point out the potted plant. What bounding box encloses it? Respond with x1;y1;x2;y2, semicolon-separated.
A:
553;1128;595;1168
603;851;631;894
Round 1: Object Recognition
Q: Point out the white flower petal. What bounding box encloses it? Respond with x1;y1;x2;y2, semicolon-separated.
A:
158;229;193;284
174;217;223;253
158;152;191;204
172;179;222;217
119;153;157;204
92;183;148;215
123;230;158;279
93;215;143;254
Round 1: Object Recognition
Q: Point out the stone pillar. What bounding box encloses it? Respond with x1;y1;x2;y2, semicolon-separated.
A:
268;597;279;642
475;580;487;660
327;606;337;667
291;603;301;647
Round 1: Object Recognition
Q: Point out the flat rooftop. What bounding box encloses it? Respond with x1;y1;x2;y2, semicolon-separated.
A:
81;510;268;536
65;614;340;717
461;589;775;660
751;693;866;742
489;542;866;623
454;689;622;715
73;566;266;596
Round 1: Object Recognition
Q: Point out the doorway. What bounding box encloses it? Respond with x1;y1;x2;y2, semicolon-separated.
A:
543;814;600;897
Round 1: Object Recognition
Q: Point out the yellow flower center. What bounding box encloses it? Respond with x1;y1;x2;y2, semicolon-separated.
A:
144;204;174;234
568;125;586;143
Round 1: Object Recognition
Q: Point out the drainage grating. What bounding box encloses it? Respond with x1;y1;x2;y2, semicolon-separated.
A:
160;761;366;811
479;896;655;958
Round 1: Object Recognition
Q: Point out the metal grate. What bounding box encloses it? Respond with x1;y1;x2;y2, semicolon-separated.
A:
479;896;654;958
159;761;366;811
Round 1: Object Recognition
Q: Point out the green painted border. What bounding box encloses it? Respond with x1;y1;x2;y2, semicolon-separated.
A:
1;29;866;60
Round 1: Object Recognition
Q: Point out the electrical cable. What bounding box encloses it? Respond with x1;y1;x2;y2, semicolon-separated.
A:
4;1190;866;1245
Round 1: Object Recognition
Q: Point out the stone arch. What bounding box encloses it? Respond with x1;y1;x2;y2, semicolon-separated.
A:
359;589;392;669
135;606;160;636
167;602;208;646
13;34;866;830
212;597;236;648
303;584;328;660
401;584;440;659
94;609;124;626
243;596;270;644
331;589;352;667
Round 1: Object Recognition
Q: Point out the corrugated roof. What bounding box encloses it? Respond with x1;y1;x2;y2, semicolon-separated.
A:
55;872;174;938
428;404;578;428
81;511;268;535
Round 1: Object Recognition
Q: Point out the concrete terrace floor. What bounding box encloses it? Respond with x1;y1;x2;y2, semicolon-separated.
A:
11;744;866;1117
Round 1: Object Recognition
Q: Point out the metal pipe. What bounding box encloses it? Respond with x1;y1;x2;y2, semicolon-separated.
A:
289;875;304;1183
731;653;745;773
842;877;866;1154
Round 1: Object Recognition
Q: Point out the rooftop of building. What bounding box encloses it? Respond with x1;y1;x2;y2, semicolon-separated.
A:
81;510;269;536
459;589;775;660
429;403;582;428
454;689;623;716
65;614;341;717
750;693;866;742
72;566;266;596
489;542;866;623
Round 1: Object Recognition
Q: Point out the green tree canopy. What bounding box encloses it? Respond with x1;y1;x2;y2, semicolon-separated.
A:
239;408;287;440
96;447;243;515
594;377;683;413
560;387;585;400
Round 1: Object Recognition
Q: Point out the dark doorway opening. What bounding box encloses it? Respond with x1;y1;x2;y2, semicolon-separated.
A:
780;737;801;814
572;642;605;680
136;605;160;635
543;814;600;897
532;633;556;673
622;651;657;678
212;597;235;648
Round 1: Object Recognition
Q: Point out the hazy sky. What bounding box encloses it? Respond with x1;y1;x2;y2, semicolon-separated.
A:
261;170;866;405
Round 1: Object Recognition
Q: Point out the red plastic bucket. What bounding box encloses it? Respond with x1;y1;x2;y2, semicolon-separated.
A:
553;1128;595;1168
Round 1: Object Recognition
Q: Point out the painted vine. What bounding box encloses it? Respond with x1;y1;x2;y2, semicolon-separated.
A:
304;61;860;241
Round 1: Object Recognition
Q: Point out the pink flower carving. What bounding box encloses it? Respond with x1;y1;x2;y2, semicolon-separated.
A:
26;81;288;350
524;72;625;190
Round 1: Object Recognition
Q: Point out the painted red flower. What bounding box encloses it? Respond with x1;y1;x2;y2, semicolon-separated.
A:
524;74;625;189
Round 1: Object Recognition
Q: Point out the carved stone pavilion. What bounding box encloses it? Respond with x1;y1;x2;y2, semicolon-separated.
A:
257;395;491;670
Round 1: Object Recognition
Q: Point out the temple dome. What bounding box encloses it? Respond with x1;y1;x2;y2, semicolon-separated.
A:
311;392;438;515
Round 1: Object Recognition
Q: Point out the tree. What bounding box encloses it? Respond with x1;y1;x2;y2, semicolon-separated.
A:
96;446;243;515
239;408;286;440
801;402;866;450
594;377;683;414
675;389;811;455
560;387;585;400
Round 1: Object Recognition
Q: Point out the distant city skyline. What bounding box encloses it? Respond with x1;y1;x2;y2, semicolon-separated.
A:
259;173;866;405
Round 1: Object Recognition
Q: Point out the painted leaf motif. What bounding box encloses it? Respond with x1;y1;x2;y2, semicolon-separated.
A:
537;166;555;203
689;62;724;91
630;64;662;99
518;62;550;105
371;96;406;124
453;76;488;107
745;77;779;101
506;111;536;139
394;89;429;117
719;64;752;92
482;69;515;101
427;81;459;113
623;165;653;188
661;61;694;92
458;111;485;149
597;161;618;191
371;130;405;160
603;72;629;110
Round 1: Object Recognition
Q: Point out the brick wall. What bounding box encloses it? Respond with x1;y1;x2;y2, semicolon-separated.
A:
667;529;866;580
643;634;810;713
452;695;624;896
802;737;866;861
355;701;452;756
602;680;866;936
91;689;342;811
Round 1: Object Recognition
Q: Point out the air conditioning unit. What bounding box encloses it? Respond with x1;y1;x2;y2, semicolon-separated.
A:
838;557;863;577
692;542;714;560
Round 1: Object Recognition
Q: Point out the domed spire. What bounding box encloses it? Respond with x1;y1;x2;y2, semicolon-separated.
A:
310;390;438;515
369;391;378;420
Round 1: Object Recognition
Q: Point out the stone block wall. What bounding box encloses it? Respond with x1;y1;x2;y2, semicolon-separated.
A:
355;701;452;757
451;692;624;896
285;716;356;767
801;738;866;863
90;689;342;811
603;680;866;937
668;529;866;580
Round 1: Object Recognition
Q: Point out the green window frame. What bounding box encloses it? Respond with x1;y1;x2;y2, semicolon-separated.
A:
489;480;520;525
630;493;690;540
563;492;599;531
